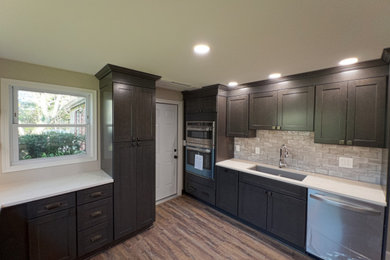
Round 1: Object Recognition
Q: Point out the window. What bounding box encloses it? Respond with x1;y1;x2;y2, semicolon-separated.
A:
1;79;97;172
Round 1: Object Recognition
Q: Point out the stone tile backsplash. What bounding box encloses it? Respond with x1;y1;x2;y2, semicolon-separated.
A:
234;130;387;185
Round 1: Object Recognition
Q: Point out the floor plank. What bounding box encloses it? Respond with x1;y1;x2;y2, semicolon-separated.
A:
91;195;311;260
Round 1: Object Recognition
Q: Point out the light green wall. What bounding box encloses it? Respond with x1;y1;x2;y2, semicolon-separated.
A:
0;58;98;90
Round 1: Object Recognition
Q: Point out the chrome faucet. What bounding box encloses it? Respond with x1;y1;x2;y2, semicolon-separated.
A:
279;144;289;168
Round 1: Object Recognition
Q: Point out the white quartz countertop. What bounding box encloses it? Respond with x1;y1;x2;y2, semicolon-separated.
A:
216;159;387;207
0;170;113;210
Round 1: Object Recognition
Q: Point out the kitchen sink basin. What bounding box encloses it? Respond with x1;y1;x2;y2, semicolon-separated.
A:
248;165;307;181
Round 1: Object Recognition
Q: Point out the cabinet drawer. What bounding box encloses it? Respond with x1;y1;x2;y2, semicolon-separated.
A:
78;221;113;256
77;184;113;205
27;193;75;219
186;180;215;205
239;172;306;200
77;198;113;231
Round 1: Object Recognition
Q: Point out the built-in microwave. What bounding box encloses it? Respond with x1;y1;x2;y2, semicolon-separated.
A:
186;121;215;148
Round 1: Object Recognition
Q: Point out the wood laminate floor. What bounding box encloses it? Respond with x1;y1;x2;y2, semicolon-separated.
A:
91;195;311;260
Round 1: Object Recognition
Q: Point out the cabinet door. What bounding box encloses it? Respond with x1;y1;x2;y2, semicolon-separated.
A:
185;98;201;114
113;83;135;142
216;167;238;216
238;182;267;230
267;192;306;249
227;95;254;137
113;142;137;239
314;82;348;145
29;208;76;260
249;91;278;130
278;86;314;131
136;140;156;229
347;77;386;147
0;205;28;260
201;96;217;113
136;87;155;141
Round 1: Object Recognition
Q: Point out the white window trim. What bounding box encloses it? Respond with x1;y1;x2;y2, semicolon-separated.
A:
1;78;98;173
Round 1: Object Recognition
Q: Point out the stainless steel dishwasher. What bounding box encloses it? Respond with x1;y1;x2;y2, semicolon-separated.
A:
307;189;385;260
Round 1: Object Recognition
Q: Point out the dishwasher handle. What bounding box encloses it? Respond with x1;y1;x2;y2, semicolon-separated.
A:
310;193;382;215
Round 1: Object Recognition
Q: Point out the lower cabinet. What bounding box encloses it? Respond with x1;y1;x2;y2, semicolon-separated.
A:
216;167;239;216
267;191;306;249
185;171;216;205
76;184;113;257
28;208;76;260
216;167;307;250
238;182;267;229
0;184;114;260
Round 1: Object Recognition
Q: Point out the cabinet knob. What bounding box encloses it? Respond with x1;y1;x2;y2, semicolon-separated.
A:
347;140;353;145
339;140;345;145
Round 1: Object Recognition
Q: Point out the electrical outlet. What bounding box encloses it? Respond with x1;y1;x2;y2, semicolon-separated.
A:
255;147;260;154
235;145;240;152
339;157;353;168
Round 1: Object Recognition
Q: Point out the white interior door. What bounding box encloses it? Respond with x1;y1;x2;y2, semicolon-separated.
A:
156;103;178;201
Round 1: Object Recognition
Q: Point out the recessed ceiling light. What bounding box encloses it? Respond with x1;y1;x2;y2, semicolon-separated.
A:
339;57;358;66
269;73;281;79
193;44;210;55
228;81;238;87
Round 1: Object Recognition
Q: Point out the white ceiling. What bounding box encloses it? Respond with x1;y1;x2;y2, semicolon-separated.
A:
1;0;390;89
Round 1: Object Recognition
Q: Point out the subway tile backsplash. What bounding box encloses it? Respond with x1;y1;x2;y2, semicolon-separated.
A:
234;130;387;185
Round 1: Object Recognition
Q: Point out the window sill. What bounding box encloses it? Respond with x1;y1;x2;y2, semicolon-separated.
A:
2;155;98;173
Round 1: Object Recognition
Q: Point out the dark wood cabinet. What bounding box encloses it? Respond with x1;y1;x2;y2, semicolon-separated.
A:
28;208;76;260
216;167;238;216
315;77;386;147
249;86;314;131
346;77;386;147
249;91;278;130
96;64;160;241
113;142;137;239
227;95;255;137
185;172;216;205
113;83;136;142
267;191;306;249
238;182;268;230
314;82;348;145
136;87;155;141
136;140;156;229
0;205;28;260
237;171;307;249
185;96;216;114
277;86;314;131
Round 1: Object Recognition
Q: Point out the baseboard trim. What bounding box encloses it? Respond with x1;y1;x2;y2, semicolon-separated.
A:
156;194;180;205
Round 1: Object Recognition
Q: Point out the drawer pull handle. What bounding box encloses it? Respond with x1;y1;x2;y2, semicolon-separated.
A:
90;191;103;198
90;234;103;243
90;210;103;218
45;202;62;210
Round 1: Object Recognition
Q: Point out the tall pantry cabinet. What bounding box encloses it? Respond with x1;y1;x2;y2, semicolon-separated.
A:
96;64;161;240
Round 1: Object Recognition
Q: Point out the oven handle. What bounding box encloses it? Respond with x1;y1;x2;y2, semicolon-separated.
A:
309;193;382;215
186;146;212;153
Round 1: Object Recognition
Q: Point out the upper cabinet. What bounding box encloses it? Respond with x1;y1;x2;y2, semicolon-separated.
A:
249;91;278;130
249;86;314;131
315;77;386;148
346;78;386;147
315;82;348;145
185;96;216;114
227;95;256;137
